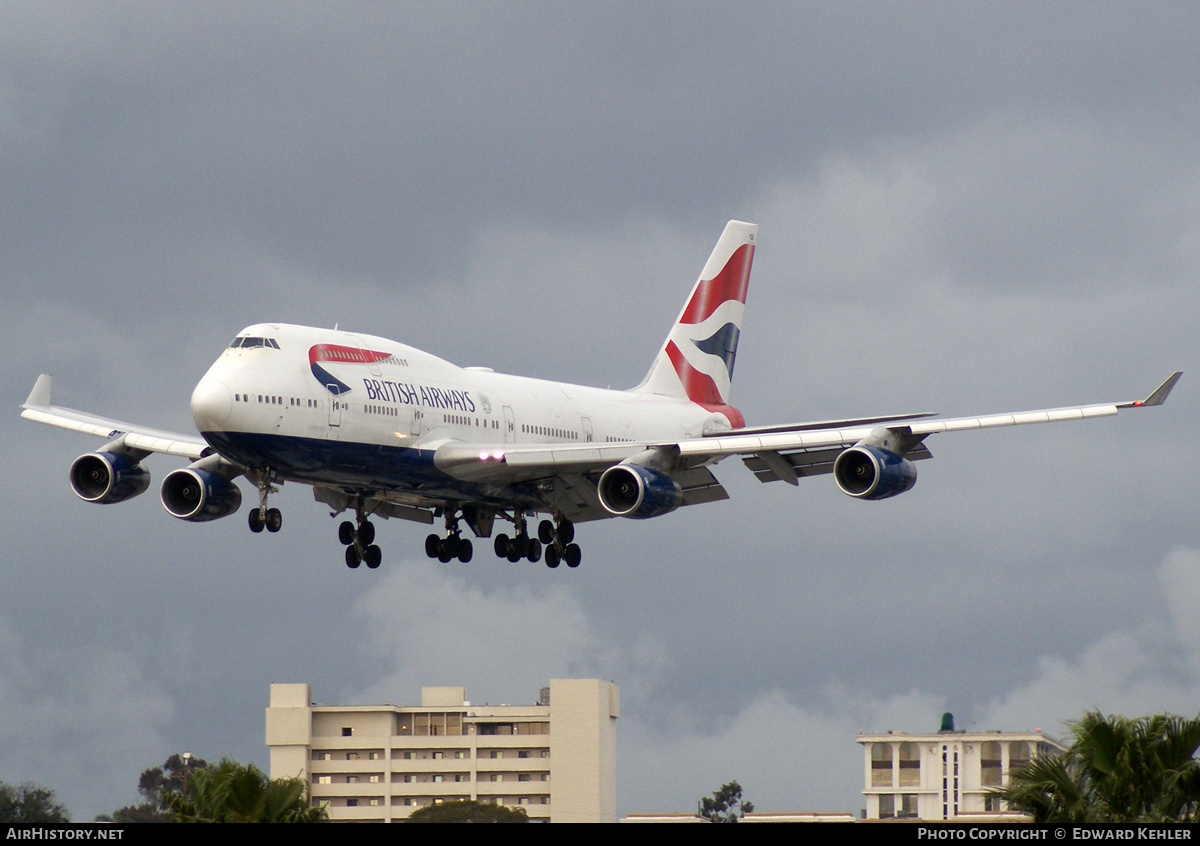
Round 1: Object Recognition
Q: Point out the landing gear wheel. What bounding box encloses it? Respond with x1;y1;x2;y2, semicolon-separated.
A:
538;520;555;544
456;539;473;563
426;534;441;558
345;546;362;569
526;539;542;563
437;539;455;564
495;534;510;558
357;520;376;546
249;510;264;533
339;521;356;545
506;539;523;563
544;545;560;568
564;543;582;568
266;508;282;533
363;545;382;569
557;519;575;545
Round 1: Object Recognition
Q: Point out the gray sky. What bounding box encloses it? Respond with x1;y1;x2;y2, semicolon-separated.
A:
2;1;1198;820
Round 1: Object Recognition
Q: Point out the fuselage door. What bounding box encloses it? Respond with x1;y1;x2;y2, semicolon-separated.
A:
503;406;515;444
582;416;594;443
327;388;342;438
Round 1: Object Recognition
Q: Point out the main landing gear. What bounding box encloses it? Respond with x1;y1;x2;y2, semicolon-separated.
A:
248;472;282;534
339;500;382;569
494;516;580;569
424;511;473;563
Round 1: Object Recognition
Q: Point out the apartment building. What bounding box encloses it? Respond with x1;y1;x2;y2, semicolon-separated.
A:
266;679;618;822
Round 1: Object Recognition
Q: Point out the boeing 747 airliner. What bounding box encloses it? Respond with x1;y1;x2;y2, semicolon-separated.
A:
21;221;1180;570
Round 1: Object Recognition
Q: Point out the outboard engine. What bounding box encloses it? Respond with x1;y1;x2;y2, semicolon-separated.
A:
69;452;150;504
833;445;917;501
161;467;242;522
597;463;683;519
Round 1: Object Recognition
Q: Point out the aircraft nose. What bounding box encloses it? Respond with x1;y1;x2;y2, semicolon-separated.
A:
191;377;233;431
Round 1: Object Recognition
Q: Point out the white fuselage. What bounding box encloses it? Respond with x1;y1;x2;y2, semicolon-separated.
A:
190;323;731;500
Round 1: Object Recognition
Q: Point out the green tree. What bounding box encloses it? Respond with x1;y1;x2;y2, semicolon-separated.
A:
998;711;1200;823
163;758;326;823
98;753;211;823
406;799;529;823
0;781;69;823
698;780;755;823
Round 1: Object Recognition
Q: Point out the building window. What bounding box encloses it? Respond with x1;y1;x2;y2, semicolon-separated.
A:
402;751;415;760
369;751;382;760
369;775;381;783
518;750;530;759
981;741;1002;787
1009;741;1031;772
490;751;500;759
900;794;918;818
898;742;920;787
346;799;358;808
878;793;895;819
433;775;443;783
316;776;331;785
872;743;894;787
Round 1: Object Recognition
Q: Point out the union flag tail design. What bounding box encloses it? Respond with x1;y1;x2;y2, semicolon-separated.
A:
636;220;756;427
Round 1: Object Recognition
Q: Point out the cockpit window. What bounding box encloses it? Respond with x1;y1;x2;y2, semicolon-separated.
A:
228;337;280;350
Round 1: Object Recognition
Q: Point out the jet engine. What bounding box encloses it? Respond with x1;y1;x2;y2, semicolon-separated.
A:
160;467;242;522
833;445;917;501
69;452;150;504
597;463;683;519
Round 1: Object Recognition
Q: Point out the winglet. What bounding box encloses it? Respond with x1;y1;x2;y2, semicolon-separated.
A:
1119;371;1182;408
23;374;52;409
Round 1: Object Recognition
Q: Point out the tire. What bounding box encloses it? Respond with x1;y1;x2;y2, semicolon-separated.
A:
358;520;376;546
437;540;454;564
425;534;441;558
538;520;555;544
249;510;264;533
527;539;542;563
544;545;560;568
364;545;382;569
345;546;362;569
266;508;282;533
494;534;510;558
457;539;473;563
564;543;582;568
339;521;356;545
506;539;523;563
557;519;575;545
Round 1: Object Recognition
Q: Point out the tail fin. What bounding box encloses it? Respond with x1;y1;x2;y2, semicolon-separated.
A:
636;220;757;419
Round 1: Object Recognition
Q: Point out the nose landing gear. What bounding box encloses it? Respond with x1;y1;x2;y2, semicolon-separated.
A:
248;471;282;534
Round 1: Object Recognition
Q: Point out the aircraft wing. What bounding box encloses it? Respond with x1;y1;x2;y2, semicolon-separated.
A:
20;374;209;460
433;372;1182;488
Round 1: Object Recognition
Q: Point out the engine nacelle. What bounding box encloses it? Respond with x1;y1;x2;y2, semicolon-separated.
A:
833;445;917;500
69;452;151;504
597;463;683;519
160;468;242;522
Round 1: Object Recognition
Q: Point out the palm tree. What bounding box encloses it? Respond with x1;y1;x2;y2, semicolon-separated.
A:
998;711;1200;822
164;758;326;823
